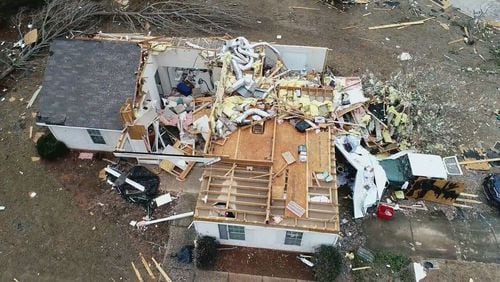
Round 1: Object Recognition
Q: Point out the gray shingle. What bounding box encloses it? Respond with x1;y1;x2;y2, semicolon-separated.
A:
38;39;141;130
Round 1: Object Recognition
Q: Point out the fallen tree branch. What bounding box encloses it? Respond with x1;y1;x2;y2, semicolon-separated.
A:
0;0;251;82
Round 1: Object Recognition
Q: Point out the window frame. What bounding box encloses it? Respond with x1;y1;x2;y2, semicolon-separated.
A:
87;129;106;145
218;224;245;241
284;231;303;246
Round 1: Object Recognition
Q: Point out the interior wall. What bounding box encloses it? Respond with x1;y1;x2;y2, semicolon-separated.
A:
152;49;221;96
142;55;161;109
194;221;339;252
164;68;215;95
267;44;328;71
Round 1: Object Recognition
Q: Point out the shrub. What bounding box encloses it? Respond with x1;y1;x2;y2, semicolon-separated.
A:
195;236;218;269
374;251;411;273
313;245;342;282
36;133;69;160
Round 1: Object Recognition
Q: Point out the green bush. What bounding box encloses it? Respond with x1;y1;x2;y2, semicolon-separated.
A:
374;251;411;273
36;133;69;160
313;245;342;282
195;236;218;269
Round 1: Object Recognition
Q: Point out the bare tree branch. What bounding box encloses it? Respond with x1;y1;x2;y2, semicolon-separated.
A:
0;0;252;82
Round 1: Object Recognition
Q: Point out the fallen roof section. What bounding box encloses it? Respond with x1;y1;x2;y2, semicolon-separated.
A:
37;39;141;130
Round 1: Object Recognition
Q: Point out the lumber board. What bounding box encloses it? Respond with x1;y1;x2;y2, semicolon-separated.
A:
307;130;330;172
204;190;268;199
455;198;482;204
459;158;500;165
368;20;425;30
131;262;144;282
459;193;478;198
210;175;270;183
140;253;155;279
151;257;172;282
208;184;269;191
272;122;308;217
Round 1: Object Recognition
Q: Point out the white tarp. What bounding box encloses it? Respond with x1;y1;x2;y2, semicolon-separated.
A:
335;135;388;218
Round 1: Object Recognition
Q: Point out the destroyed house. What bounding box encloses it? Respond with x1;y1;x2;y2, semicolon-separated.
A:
37;34;341;252
190;38;341;252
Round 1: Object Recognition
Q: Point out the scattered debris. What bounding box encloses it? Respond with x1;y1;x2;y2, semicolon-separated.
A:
78;152;94;160
26;86;42;109
135;211;194;228
398;52;412;61
369;19;429;30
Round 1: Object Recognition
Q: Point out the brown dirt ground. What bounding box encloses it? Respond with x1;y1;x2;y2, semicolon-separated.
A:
215;245;314;280
0;0;499;281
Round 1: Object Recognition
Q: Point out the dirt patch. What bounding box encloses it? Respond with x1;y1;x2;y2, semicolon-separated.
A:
424;259;500;281
215;246;315;280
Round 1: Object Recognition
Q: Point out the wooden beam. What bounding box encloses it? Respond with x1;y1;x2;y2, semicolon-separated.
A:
196;206;267;216
459;158;500;165
248;172;272;179
229;200;268;207
456;198;482;204
208;183;269;191
210;175;270;183
224;163;237;177
217;158;273;167
139;253;155;280
308;208;338;215
204;190;268;199
151;257;172;282
459;193;478;198
225;163;236;209
208;167;270;175
234;129;241;159
265;166;273;223
369;20;425;30
131;262;144;282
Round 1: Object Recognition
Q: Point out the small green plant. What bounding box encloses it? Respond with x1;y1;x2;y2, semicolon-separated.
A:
36;133;69;160
374;251;411;273
313;245;342;282
195;236;218;269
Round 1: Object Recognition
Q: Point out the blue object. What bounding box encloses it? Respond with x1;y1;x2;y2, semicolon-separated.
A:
177;82;192;96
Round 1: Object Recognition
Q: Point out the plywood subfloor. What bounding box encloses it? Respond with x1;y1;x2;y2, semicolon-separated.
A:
211;131;239;158
307;128;331;173
236;120;274;161
272;123;308;217
211;120;274;162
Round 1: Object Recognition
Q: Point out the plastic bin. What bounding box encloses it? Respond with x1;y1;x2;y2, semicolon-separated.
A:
377;204;394;220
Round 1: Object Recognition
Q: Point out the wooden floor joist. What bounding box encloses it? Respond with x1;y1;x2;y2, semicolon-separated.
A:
203;190;268;199
210;175;270;183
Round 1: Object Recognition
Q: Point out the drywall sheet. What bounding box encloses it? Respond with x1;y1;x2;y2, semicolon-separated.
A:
268;44;328;71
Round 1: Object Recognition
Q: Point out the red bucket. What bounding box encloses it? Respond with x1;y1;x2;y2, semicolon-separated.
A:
377;204;394;220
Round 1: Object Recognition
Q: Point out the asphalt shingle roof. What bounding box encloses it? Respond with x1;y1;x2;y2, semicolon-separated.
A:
38;39;141;130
